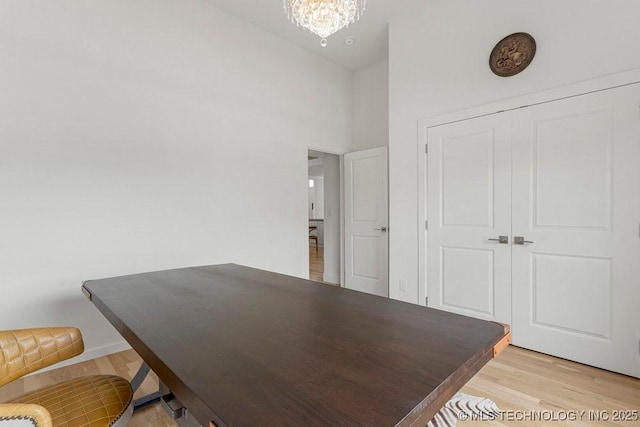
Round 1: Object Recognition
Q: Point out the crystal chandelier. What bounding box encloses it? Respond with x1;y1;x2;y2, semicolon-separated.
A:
283;0;367;47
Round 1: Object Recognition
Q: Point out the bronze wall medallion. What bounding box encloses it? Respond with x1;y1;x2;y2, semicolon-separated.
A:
489;32;536;77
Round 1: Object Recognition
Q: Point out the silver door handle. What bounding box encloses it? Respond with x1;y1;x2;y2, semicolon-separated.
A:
374;227;388;232
513;236;534;245
488;236;509;244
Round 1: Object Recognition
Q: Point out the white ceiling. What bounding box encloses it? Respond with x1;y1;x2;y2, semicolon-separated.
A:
204;0;392;71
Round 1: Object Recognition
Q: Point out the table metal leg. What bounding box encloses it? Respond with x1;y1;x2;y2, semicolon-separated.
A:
130;362;161;411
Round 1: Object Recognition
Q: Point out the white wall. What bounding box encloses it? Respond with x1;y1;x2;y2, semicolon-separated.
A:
388;0;640;303
352;59;389;151
0;0;351;361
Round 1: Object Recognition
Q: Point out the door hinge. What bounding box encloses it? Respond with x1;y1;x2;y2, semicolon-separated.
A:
425;144;428;154
425;297;429;306
425;220;428;230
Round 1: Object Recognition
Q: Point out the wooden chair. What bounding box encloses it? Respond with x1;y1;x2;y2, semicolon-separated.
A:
309;226;318;251
0;327;133;427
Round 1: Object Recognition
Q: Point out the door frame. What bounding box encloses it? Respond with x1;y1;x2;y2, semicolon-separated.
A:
304;144;346;285
417;68;640;307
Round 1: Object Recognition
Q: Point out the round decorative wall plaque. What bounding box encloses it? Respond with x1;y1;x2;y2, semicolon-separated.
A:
489;32;536;77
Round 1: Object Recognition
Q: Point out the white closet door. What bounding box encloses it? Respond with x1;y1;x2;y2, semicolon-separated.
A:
426;113;512;323
511;85;640;377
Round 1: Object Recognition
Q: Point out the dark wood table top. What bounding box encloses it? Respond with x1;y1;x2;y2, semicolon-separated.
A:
82;264;507;427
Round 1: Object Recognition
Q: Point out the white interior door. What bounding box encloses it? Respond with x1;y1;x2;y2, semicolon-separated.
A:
344;147;389;297
426;114;512;323
512;85;640;377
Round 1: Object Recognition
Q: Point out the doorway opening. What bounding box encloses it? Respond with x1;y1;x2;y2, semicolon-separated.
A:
308;150;341;285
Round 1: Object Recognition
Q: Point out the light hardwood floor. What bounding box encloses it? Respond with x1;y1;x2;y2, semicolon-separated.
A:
461;346;640;426
1;345;638;426
309;244;324;282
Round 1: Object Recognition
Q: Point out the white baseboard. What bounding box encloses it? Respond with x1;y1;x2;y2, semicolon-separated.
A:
322;273;341;285
82;340;133;362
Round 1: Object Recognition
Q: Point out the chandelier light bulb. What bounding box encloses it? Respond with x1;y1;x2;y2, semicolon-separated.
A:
283;0;367;46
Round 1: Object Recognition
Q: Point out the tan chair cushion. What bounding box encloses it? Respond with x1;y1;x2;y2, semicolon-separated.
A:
0;403;53;427
0;328;84;387
10;375;132;427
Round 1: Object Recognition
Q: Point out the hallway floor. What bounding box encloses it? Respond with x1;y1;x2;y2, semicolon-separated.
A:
309;244;324;282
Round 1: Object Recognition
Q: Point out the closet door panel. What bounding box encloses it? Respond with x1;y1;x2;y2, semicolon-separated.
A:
512;85;640;377
532;109;611;229
426;113;512;323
